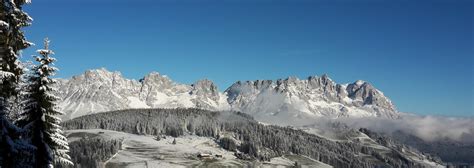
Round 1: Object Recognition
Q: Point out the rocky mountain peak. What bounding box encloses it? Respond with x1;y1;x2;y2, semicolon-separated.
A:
57;70;230;120
252;80;273;90
139;71;174;90
190;79;219;97
286;76;300;83
225;80;272;103
307;74;336;92
77;68;116;81
346;80;395;112
354;80;366;86
67;68;129;87
56;70;399;120
192;79;215;88
141;71;168;81
226;79;273;92
84;67;111;75
226;74;399;119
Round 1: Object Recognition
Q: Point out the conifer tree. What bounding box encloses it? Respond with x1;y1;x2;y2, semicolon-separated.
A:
1;0;32;97
0;0;33;166
19;38;73;167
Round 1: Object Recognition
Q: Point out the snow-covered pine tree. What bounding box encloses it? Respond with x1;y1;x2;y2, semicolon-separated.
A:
19;38;73;167
10;61;34;122
1;0;32;97
0;0;33;167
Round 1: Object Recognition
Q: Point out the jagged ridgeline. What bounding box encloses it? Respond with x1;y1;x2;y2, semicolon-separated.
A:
63;108;432;168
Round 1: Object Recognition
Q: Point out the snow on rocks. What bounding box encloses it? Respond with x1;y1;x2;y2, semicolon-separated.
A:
56;69;399;123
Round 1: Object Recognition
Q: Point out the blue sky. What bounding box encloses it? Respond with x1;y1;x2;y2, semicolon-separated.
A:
21;0;473;116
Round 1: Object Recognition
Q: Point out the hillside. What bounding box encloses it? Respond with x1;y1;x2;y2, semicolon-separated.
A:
62;108;442;168
65;129;333;168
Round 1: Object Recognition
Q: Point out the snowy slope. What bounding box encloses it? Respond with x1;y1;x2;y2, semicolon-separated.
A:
66;129;333;168
56;68;399;120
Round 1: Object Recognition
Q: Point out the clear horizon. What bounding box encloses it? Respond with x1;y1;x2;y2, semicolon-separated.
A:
20;0;473;117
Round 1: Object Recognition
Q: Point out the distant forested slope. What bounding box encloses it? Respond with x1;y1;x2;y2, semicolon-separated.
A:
56;132;122;168
62;108;438;168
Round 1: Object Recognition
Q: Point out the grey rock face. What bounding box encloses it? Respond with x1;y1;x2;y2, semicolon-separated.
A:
56;69;399;121
225;75;399;121
190;79;222;110
191;79;219;99
57;69;141;119
56;68;229;120
346;80;397;117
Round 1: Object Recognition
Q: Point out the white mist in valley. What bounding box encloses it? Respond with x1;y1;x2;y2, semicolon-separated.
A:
287;114;474;143
340;114;474;143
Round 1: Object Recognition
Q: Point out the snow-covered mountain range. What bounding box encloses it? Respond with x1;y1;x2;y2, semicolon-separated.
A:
56;68;229;119
225;75;399;123
56;68;399;120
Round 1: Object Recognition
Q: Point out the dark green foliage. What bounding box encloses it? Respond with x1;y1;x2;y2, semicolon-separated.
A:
55;134;122;168
238;142;259;160
1;1;72;168
360;128;445;166
388;130;472;166
1;0;33;167
0;109;35;168
63;108;434;168
64;108;222;138
219;137;237;152
0;0;31;99
19;39;72;167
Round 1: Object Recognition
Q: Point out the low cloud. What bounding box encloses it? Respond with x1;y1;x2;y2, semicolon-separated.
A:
335;114;474;143
263;112;474;143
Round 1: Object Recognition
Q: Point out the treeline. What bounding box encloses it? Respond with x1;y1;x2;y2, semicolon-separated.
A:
63;108;434;168
56;133;122;168
360;128;443;164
